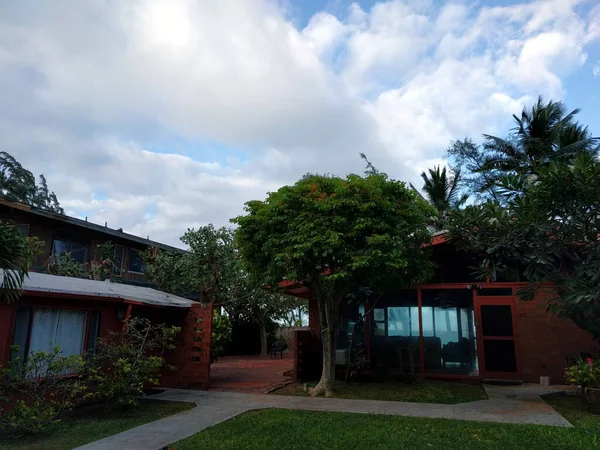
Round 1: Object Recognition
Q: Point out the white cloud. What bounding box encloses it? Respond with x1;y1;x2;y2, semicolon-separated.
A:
594;63;600;77
0;0;597;247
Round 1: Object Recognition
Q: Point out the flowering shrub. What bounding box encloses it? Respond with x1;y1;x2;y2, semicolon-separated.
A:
0;346;89;437
566;356;600;391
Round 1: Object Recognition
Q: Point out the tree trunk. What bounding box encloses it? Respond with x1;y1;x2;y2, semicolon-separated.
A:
259;319;268;356
310;292;339;397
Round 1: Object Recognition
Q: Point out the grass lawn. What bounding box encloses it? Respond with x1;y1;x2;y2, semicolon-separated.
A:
171;402;600;450
272;380;487;404
542;392;600;429
0;400;194;450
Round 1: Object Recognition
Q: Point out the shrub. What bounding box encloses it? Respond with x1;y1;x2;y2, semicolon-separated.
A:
0;346;88;437
566;356;600;391
87;317;180;411
211;311;232;362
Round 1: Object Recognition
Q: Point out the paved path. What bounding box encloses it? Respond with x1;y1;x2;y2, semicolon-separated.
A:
210;353;294;394
76;384;573;450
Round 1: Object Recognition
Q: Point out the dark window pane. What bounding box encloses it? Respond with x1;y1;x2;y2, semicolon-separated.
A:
53;239;71;255
86;311;101;354
70;243;87;263
477;288;513;296
484;340;517;372
10;308;31;361
11;224;29;237
481;305;514;336
128;248;145;273
113;245;124;275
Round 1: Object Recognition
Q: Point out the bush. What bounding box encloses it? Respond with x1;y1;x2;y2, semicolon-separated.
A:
87;317;180;411
0;346;88;437
212;311;232;362
566;356;600;391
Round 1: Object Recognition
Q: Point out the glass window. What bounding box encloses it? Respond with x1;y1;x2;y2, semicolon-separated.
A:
28;309;87;357
86;311;102;354
52;232;89;264
10;308;31;361
481;305;514;337
422;289;478;376
113;244;124;275
128;248;145;273
483;340;517;372
10;224;29;237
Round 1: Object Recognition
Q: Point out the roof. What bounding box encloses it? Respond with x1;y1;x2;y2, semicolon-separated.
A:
4;271;195;308
0;198;184;253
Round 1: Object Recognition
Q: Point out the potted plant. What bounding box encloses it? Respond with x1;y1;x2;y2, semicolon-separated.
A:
566;356;600;414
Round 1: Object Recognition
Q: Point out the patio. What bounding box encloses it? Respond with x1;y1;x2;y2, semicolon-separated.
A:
210;353;294;394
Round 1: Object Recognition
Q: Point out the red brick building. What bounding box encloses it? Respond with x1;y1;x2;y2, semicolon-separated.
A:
290;236;598;385
0;272;212;389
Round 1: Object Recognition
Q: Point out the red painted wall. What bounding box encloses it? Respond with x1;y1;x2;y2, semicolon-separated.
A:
0;303;16;367
515;291;598;384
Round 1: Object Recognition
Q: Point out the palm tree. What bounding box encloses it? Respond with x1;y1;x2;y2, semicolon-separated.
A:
478;97;599;188
421;166;468;219
0;222;29;302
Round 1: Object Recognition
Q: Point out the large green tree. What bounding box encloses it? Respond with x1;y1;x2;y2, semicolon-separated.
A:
143;225;302;356
233;173;434;396
449;152;600;339
0;152;63;214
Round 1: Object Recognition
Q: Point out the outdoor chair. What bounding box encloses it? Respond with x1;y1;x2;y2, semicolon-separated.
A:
271;340;285;359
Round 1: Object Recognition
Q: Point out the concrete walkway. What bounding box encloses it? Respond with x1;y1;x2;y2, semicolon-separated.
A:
76;384;573;450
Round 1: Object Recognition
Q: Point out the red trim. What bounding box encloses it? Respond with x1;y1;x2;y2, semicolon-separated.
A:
21;290;172;308
82;310;91;353
3;305;18;365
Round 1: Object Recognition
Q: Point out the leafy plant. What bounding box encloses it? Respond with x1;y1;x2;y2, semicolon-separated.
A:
566;356;600;391
0;346;88;437
87;317;180;411
211;311;232;362
0;222;30;302
47;252;85;278
347;349;369;382
91;241;118;281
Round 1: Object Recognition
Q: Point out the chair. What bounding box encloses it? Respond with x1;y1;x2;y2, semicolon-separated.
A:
271;340;285;359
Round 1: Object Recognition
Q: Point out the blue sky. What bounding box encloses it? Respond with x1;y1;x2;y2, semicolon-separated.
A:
0;0;598;247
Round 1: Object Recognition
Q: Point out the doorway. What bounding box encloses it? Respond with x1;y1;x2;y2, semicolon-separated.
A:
475;295;520;379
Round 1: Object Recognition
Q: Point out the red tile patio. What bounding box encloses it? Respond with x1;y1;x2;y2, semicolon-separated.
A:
210;353;294;394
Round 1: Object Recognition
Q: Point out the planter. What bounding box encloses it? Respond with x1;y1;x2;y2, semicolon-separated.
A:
585;388;600;414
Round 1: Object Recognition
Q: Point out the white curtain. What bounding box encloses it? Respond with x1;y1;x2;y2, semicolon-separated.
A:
28;309;86;357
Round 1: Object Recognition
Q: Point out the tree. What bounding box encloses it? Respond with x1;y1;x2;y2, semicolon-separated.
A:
477;97;599;191
0;152;64;214
420;165;468;220
449;152;600;339
233;173;435;396
0;222;30;302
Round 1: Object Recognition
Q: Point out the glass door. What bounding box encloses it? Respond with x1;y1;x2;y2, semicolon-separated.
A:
475;296;520;379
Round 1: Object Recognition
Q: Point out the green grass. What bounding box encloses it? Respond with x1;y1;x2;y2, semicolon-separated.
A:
172;406;600;450
543;392;600;429
0;400;194;450
272;380;487;404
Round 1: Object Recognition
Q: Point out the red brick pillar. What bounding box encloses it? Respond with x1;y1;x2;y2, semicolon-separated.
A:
172;303;213;389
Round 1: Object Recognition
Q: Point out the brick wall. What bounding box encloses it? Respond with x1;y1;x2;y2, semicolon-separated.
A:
515;292;598;384
164;303;213;389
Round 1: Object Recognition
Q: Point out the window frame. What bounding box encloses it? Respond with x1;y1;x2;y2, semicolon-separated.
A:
10;307;102;361
127;248;145;274
9;224;30;237
112;244;125;275
52;231;90;264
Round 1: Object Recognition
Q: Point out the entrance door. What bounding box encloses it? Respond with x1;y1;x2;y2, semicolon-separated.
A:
475;296;520;379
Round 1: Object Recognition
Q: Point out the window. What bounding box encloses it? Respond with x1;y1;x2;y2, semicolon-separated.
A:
128;248;145;273
10;224;29;237
52;232;89;264
11;308;101;359
113;244;124;275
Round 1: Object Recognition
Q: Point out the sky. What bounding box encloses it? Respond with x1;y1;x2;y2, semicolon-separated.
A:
0;0;599;248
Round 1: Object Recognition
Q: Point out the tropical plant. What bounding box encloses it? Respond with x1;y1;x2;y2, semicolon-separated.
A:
0;151;64;214
211;311;232;362
87;317;180;411
449;152;600;339
0;346;88;437
46;252;85;278
566;356;600;391
420;165;468;219
0;222;30;303
233;172;434;396
477;96;599;191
